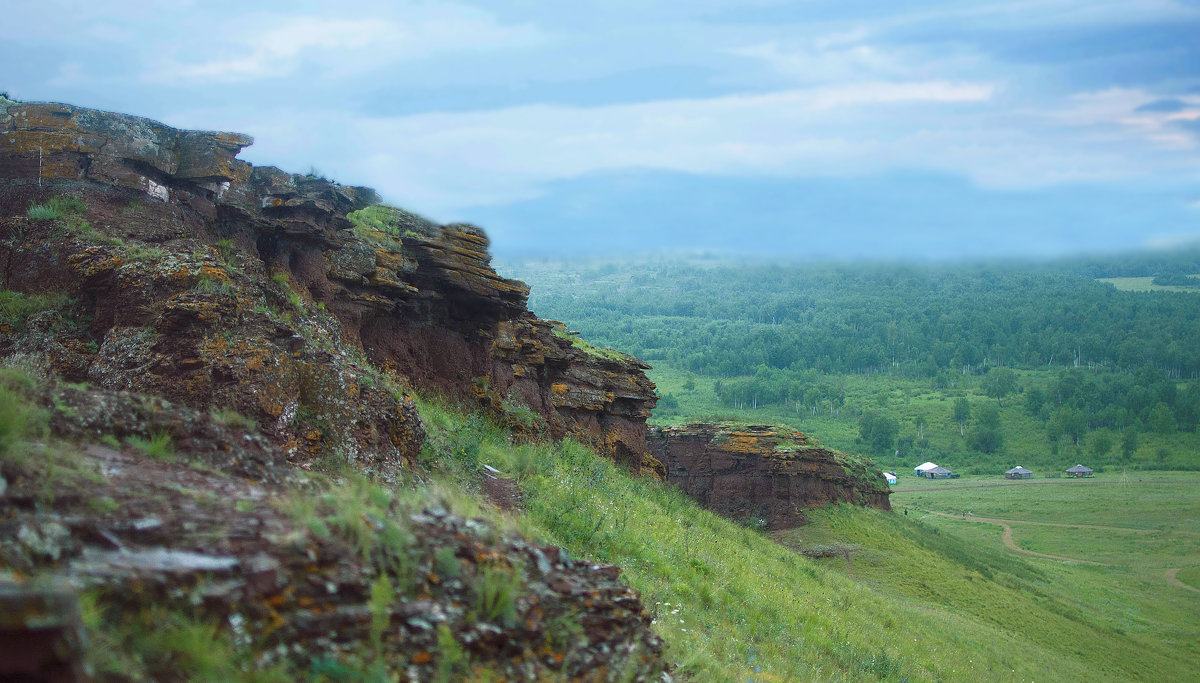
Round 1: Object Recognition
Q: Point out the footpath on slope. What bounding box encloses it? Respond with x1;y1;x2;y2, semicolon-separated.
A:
909;508;1107;565
910;507;1200;594
1164;568;1200;594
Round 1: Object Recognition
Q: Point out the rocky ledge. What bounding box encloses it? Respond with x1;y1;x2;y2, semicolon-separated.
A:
0;382;665;681
0;97;668;679
0;97;659;477
647;424;891;529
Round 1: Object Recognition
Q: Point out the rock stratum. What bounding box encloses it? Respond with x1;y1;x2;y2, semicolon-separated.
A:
0;98;665;680
648;424;891;529
0;97;660;477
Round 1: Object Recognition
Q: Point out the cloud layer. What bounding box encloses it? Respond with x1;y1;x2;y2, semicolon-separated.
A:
4;0;1199;258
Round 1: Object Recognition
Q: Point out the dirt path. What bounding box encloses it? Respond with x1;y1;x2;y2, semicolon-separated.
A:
1164;568;1200;594
898;506;1200;538
891;480;1125;493
914;508;1106;565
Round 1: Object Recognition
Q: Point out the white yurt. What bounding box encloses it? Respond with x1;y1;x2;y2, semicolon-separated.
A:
914;461;938;476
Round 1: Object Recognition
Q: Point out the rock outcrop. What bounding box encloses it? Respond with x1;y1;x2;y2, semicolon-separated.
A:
647;424;891;529
0;383;665;681
0;97;659;477
0;98;668;679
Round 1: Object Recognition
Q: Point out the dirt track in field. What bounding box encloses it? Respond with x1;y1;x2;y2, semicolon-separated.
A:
911;508;1106;565
1164;568;1200;594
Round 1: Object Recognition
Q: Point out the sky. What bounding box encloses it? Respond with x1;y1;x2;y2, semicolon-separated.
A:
3;0;1199;260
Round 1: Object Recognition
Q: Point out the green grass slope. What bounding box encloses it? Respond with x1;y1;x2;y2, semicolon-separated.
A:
419;400;1200;682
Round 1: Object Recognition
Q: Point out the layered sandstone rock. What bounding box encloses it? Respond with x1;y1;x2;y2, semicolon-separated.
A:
0;98;659;477
0;99;668;678
0;385;666;681
647;424;890;529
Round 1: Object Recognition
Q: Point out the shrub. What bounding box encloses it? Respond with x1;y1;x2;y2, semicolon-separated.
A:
26;195;87;221
26;203;62;221
211;407;256;431
216;238;237;265
474;566;521;626
125;430;174;461
194;275;236;296
0;290;72;330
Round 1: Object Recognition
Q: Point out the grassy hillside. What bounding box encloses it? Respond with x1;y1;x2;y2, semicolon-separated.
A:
416;399;1200;681
7;372;1196;680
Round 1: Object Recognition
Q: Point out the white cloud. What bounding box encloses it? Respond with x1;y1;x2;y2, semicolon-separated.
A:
1144;232;1200;250
142;6;545;83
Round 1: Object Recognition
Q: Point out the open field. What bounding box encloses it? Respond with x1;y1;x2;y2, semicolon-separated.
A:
892;472;1200;533
781;472;1200;681
1097;275;1200;292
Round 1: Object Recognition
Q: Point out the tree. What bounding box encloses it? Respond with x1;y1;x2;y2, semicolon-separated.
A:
981;367;1018;405
1155;447;1170;467
953;398;970;437
969;403;1004;454
1089;430;1114;461
1025;386;1045;418
858;411;898;456
1149;402;1176;434
1120;429;1138;462
1048;406;1086;446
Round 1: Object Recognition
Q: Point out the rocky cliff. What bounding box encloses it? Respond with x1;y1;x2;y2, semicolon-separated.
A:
647;424;890;529
0;97;659;478
0;98;666;680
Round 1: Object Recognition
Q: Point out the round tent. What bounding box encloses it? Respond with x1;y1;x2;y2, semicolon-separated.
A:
914;462;938;476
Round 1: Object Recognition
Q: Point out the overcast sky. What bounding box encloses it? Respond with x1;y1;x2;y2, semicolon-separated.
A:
4;0;1199;259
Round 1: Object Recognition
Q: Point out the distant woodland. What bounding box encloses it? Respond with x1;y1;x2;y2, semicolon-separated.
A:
503;250;1200;472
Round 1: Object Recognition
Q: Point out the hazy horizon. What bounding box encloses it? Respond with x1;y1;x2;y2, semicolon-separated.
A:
5;1;1198;260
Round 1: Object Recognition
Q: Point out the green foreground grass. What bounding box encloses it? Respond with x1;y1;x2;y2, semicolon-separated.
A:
417;398;1200;682
7;371;1198;680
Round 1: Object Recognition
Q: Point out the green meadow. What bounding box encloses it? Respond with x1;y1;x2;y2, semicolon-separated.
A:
1097;276;1200;293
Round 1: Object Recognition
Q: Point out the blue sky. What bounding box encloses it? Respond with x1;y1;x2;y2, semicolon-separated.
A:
4;0;1199;259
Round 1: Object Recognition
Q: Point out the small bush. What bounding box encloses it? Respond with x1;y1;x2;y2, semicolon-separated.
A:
0;290;72;331
211;407;256;431
216;238;237;265
123;244;166;262
26;195;87;221
474;566;521;626
126;430;174;461
0;383;31;455
26;203;61;221
194;275;236;296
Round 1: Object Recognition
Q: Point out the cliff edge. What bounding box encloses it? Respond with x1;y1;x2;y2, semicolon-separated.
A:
0;98;666;680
